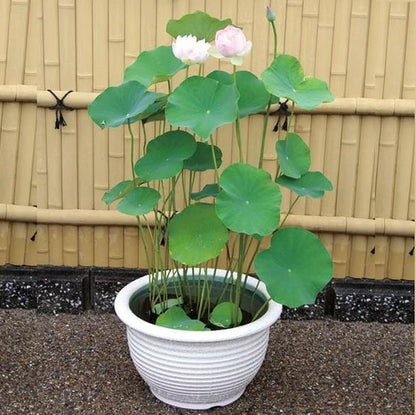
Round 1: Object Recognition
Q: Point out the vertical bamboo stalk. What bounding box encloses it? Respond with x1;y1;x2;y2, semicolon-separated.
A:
59;0;78;266
108;0;125;267
388;117;414;278
343;0;371;279
295;1;319;216
10;102;37;264
376;2;408;279
313;0;336;270
92;0;109;266
36;0;49;266
0;0;30;265
43;0;63;265
11;0;37;264
326;0;352;277
246;0;269;169
76;0;94;266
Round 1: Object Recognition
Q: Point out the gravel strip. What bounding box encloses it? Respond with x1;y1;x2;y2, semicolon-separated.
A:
0;309;413;415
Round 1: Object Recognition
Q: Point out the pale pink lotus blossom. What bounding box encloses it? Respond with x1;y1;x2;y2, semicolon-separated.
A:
172;35;211;65
211;25;252;66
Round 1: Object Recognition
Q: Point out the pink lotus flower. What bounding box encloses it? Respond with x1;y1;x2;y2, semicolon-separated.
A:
211;25;252;66
172;35;211;65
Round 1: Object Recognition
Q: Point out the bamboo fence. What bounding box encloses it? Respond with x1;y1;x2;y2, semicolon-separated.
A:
0;0;414;280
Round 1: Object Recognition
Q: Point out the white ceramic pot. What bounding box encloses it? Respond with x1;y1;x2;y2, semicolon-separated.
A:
114;269;282;410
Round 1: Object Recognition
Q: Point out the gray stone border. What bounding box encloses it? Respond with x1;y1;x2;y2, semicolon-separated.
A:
0;265;413;322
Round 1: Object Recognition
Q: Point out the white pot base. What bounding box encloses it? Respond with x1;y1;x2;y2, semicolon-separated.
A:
150;386;246;410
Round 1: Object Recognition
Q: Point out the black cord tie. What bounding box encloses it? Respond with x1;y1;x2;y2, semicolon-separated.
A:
47;89;74;129
273;99;290;132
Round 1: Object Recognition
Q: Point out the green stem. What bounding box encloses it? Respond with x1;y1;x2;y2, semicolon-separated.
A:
209;135;220;182
233;66;244;163
258;97;272;169
287;101;295;133
278;195;300;231
127;120;136;180
271;20;278;59
141;122;148;156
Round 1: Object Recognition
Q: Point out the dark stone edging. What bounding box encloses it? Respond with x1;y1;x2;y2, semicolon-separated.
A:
0;265;413;322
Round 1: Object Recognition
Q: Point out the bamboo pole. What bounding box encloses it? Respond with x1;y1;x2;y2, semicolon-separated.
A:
345;0;371;279
59;0;78;266
0;85;414;116
314;0;336;278
43;0;63;265
0;0;30;265
76;0;94;266
0;203;414;237
108;0;125;267
92;0;110;266
329;0;352;278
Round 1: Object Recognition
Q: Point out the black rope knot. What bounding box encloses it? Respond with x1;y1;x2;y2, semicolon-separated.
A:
273;99;290;132
47;89;74;129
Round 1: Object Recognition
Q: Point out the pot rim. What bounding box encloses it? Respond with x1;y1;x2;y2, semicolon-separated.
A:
114;268;282;342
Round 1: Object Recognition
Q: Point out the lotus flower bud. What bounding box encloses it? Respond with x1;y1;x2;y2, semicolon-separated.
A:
172;35;211;65
266;6;276;22
211;25;252;66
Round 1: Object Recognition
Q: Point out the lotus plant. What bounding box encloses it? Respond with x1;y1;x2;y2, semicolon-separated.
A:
88;10;335;330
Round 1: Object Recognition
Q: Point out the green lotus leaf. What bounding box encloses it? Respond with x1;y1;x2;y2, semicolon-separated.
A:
183;142;222;171
124;46;186;87
139;95;167;123
135;131;197;181
156;306;206;331
254;227;333;308
209;302;242;328
116;187;160;216
276;171;332;198
191;184;220;201
261;54;334;109
208;70;270;118
168;203;229;265
216;163;281;236
152;297;183;315
88;81;159;128
276;133;311;179
166;76;239;139
166;11;232;42
102;179;144;205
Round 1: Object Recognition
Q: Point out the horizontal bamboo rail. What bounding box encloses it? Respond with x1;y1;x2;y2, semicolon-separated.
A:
0;204;414;237
0;85;414;116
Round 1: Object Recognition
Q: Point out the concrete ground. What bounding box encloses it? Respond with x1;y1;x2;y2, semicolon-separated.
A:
0;309;413;415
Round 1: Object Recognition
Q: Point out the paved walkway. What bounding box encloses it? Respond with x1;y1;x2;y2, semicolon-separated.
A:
0;309;413;414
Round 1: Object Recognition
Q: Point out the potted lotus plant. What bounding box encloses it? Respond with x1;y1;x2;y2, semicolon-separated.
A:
88;8;334;410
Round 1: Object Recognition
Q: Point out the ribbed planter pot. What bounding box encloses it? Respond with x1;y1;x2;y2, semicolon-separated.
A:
114;269;282;410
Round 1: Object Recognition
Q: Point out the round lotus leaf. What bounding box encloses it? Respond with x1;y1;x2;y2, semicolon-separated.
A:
166;11;232;42
183;142;222;171
135;131;197;181
124;46;186;87
276;133;311;179
254;227;333;308
156;306;206;331
216;163;281;236
88;81;158;128
261;54;334;110
103;180;133;205
168;203;229;266
116;187;160;216
166;76;239;139
208;70;270;118
191;183;220;201
209;302;242;328
276;171;332;199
